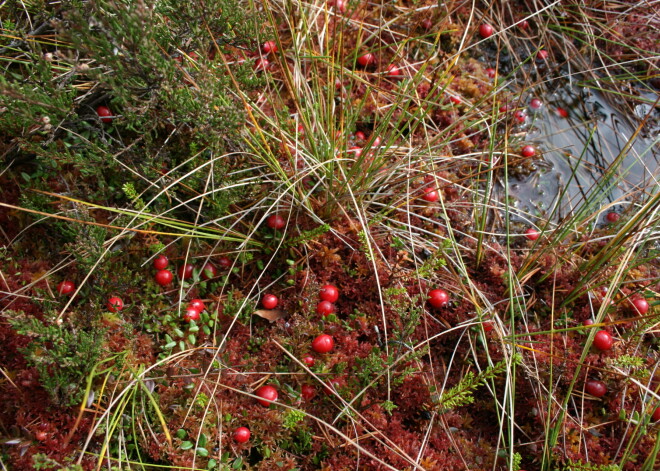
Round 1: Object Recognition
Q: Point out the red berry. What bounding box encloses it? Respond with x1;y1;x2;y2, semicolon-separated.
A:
57;280;75;295
421;18;433;30
254;57;269;71
317;300;335;317
428;289;449;309
183;307;200;322
536;49;549;60
320;284;339;303
347;146;362;158
521;145;536;157
255;385;278;406
593;330;613;351
631;298;649;315
312;334;334;353
357;53;375;67
483;321;494;332
582;319;595;326
422;187;439;202
324;377;342;395
355;131;366;141
189;299;206;312
386;64;401;78
302;355;315;367
585;380;607;398
513;110;527;123
153;255;169;270
262;294;279;310
218;257;232;268
524;228;540;241
233;426;250;443
155;269;173;286
301;384;316;400
485;68;496;79
518;20;530;30
107;296;123;312
530;98;543;109
450;95;461;104
652;406;660;422
331;0;346;13
557;107;569;118
262;40;277;55
605;212;620;223
96;105;113;123
177;263;194;280
201;262;217;280
266;213;286;230
35;431;48;441
479;24;494;38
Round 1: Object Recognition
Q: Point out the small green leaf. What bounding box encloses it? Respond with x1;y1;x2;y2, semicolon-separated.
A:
189;324;199;333
207;459;217;469
233;457;243;469
164;341;177;350
174;328;185;338
180;441;193;450
199;433;207;447
176;429;187;439
196;447;209;457
203;325;211;335
189;334;197;344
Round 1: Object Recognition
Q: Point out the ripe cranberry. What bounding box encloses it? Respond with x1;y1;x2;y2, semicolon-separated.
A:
183;307;201;322
585;380;607;398
218;256;232;268
357;53;375;67
177;263;194;280
347;146;362;158
386;64;401;78
605;212;620;223
652;406;660;422
57;280;75;295
536;49;549;60
485;68;496;79
262;40;277;55
524;228;540;241
582;318;595;326
479;24;494;38
201;262;217;280
593;330;614;351
262;294;279;310
317;300;335;317
483;321;494;332
422;187;439;202
499;103;511;113
324;377;342;395
255;385;278;406
189;299;206;312
301;384;316;400
35;431;48;441
320;284;339;303
521;145;536;157
556;107;569;118
155;269;173;286
302;355;315;367
354;131;366;141
266;213;286;230
421;18;433;30
96;105;113;123
331;0;346;13
107;296;124;312
428;289;449;308
450;95;461;104
371;135;382;147
254;57;269;71
518;19;530;30
530;98;543;109
233;427;250;443
513;110;527;123
631;298;649;315
153;255;169;270
312;334;334;353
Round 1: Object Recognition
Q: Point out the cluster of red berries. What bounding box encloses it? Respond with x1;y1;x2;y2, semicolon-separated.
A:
317;284;339;317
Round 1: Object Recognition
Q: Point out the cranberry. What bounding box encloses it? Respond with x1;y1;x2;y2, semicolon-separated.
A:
312;334;334;353
357;53;375;67
582;319;595;326
605;212;620;223
422;187;439;202
421;18;433;30
183;307;200;322
521;145;536;157
96;105;113;123
302;355;315;367
593;330;613;351
107;296;123;312
189;299;206;312
536;49;549;60
324;377;342;395
153;255;169;270
218;256;232;268
320;284;339;303
524;228;540;241
57;280;75;295
254;57;269;71
331;0;346;13
513;110;527;123
518;19;529;30
262;40;277;55
653;407;660;422
233;427;250;443
301;384;316;400
428;289;449;308
347;146;362;158
450;95;461;105
317;300;335;317
177;263;194;280
155;269;173;286
262;294;279;310
485;68;496;79
201;262;217;280
255;385;278;406
386;64;401;78
530;98;543;109
585;380;607;398
266;213;286;230
631;298;649;315
479;24;494;38
556;107;569;118
354;131;366;141
483;321;494;332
